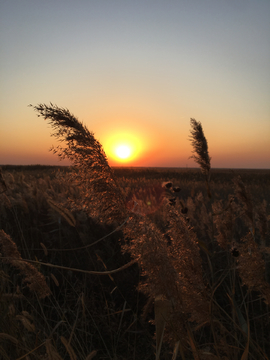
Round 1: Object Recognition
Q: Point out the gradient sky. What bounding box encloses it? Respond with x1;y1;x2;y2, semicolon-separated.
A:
1;0;269;168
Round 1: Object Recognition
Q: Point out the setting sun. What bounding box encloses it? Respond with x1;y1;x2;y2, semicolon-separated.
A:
115;145;131;159
111;140;135;163
102;131;144;165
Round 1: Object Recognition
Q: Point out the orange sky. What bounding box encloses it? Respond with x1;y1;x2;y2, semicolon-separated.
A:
0;1;269;169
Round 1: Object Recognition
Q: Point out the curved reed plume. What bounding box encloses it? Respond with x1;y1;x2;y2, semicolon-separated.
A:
30;103;126;223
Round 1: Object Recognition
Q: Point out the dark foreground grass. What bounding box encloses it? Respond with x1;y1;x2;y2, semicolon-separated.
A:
1;167;270;359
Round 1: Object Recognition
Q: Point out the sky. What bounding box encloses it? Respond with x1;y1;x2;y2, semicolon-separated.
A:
0;0;269;169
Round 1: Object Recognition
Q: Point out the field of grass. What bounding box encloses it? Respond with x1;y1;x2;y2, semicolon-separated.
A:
1;105;270;359
1;165;269;360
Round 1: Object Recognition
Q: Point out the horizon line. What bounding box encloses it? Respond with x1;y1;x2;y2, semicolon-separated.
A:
1;164;269;171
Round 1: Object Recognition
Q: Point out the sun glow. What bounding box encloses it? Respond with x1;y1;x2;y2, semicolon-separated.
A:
115;145;131;159
111;140;136;163
103;131;143;165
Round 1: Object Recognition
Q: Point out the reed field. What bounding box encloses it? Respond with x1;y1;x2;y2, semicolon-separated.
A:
1;104;270;360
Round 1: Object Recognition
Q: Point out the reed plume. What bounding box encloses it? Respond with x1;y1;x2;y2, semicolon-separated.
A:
255;199;269;246
0;230;51;298
123;205;209;348
30;103;126;223
189;119;211;187
230;177;270;304
237;231;270;305
233;176;254;231
166;206;209;325
0;167;7;193
212;196;235;251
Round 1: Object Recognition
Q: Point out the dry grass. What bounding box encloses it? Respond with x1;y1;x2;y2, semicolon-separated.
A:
0;106;269;359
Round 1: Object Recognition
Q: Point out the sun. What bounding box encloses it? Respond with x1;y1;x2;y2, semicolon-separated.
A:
103;131;143;165
115;145;131;159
